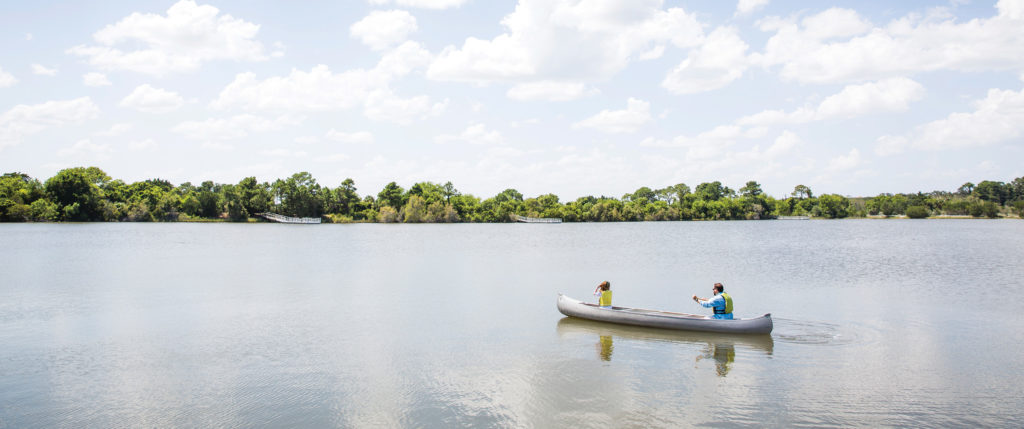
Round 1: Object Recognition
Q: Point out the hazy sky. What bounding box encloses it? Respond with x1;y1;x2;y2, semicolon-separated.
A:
1;0;1022;199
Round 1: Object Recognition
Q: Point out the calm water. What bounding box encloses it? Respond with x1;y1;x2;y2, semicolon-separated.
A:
1;220;1023;427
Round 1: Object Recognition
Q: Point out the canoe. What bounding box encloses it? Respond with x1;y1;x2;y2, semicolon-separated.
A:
556;294;773;335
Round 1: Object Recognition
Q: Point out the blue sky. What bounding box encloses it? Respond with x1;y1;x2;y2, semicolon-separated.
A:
1;0;1022;200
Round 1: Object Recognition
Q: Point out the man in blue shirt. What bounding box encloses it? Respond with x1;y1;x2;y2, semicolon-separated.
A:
692;283;733;319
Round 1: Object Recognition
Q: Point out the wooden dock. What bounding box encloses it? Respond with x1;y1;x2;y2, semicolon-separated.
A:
257;212;322;224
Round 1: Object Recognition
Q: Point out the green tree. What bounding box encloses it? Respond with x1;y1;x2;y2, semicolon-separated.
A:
237;176;272;215
792;184;813;199
973;180;1007;204
330;178;360;216
740;181;763;197
44;167;110;221
377;181;405;209
1009;176;1024;201
274;172;323;217
905;206;930;219
1;173;46;221
695;181;728;201
816;194;850;219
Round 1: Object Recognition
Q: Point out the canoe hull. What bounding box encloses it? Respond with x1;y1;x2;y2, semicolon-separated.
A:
557;294;772;335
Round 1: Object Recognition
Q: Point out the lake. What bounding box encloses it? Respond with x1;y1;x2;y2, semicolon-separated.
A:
1;220;1023;427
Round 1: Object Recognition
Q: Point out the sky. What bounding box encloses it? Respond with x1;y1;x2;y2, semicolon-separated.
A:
1;0;1023;200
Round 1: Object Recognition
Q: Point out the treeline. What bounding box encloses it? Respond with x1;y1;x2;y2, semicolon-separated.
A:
1;167;1022;223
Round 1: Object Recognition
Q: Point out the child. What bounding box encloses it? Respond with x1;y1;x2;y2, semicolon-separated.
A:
593;281;612;308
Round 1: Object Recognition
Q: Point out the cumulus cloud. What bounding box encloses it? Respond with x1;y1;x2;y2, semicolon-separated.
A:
738;77;925;125
119;84;185;113
0;97;100;149
427;0;704;84
67;0;269;75
755;5;1024;83
326;129;375;144
434;123;504;145
350;10;418;51
875;86;1024;155
506;81;598;101
211;41;443;123
173;114;301;140
364;89;448;124
82;72;112;87
736;0;769;17
827;148;862;171
368;0;468;9
31;64;58;76
662;26;750;94
0;67;16;87
573;98;652;133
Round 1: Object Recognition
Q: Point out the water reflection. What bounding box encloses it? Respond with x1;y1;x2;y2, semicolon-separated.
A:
696;343;735;376
557;317;773;376
597;335;613;361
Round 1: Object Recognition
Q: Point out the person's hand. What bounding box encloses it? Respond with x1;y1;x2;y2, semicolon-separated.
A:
692;294;699;302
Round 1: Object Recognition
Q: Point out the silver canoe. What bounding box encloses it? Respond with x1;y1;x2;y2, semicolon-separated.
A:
557;294;773;335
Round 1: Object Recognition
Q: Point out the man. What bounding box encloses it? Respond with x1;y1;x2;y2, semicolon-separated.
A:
692;283;733;319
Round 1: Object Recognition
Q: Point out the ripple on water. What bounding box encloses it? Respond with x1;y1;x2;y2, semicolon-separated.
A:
771;318;869;346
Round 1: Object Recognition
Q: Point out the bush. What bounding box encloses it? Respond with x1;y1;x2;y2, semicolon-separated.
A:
905;205;930;219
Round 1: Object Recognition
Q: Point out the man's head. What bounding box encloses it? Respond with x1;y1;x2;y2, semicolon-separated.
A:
713;283;724;294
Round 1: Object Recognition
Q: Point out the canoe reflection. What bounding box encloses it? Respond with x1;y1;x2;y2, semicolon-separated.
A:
557;317;773;374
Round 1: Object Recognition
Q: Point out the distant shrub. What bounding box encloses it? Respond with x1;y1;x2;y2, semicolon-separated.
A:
905;205;929;219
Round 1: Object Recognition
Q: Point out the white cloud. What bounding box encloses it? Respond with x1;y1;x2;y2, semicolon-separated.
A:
364;90;448;124
0;97;100;149
57;139;113;160
736;0;769;17
95;123;132;137
434;123;504;145
573;98;652;133
119;84;184;113
756;5;1024;84
738;77;925;125
212;42;442;123
875;86;1024;155
0;67;16;87
350;10;418;51
827;148;862;171
67;0;269;75
25;33;33;41
173;114;301;140
31;64;58;76
326;129;375;144
427;0;704;84
765;130;801;158
998;0;1024;20
663;26;750;94
82;72;112;87
368;0;468;9
506;81;598;101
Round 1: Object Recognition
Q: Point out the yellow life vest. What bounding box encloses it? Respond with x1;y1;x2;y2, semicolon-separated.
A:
599;290;612;307
714;292;733;314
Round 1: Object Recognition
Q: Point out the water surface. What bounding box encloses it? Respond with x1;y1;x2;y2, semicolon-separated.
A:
2;220;1023;427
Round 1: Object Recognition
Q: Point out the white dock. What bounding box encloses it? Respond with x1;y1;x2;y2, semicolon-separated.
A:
257;212;322;224
511;214;562;223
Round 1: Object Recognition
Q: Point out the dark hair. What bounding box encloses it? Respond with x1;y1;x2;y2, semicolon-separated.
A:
599;281;611;291
713;283;724;293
